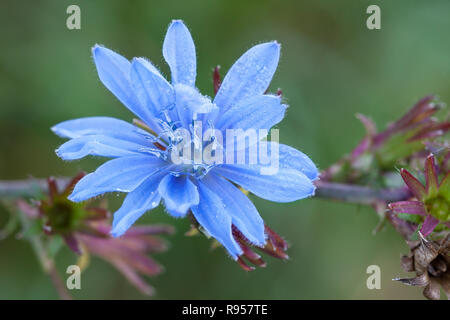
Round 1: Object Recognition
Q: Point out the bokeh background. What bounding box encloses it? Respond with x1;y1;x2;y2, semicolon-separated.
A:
0;0;449;299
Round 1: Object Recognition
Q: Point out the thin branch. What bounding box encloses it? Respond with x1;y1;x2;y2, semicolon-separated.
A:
0;178;69;198
0;177;412;206
314;180;416;240
314;180;411;204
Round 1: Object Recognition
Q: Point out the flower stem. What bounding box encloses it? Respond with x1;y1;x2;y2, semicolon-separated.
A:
314;180;416;240
314;180;412;204
15;205;72;300
0;177;412;205
0;178;69;198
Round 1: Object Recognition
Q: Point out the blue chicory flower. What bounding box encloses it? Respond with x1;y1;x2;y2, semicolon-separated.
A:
52;20;318;259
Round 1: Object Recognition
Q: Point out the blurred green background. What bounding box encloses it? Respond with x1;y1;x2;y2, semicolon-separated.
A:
0;0;449;299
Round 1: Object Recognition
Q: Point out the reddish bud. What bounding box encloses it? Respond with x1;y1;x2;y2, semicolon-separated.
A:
213;65;221;95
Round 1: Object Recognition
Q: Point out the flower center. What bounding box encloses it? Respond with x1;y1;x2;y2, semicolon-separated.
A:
136;85;221;179
166;120;220;178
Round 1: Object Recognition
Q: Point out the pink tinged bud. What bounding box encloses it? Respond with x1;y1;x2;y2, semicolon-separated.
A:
374;96;434;145
424;154;439;194
76;221;171;296
63;234;82;254
231;224;288;271
371;97;449;162
236;257;255;272
400;169;426;201
62;172;86;196
47;177;58;202
408;122;450;142
356;113;377;137
123;225;175;236
261;239;289;260
121;250;164;276
350;114;377;161
16;199;40;219
213;65;221;95
388;201;427;216
420;215;440;237
264;225;289;251
238;241;266;267
351;138;370;162
110;259;155;296
231;226;265;270
386;212;417;238
395;95;435;130
119;234;169;253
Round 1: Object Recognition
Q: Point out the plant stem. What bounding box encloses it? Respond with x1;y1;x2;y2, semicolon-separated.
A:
314;180;415;240
0;178;69;198
314;180;411;204
15;206;72;300
0;177;412;204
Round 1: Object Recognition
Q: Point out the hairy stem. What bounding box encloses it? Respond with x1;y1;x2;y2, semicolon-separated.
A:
314;180;411;204
0;177;412;205
0;178;69;198
314;180;415;240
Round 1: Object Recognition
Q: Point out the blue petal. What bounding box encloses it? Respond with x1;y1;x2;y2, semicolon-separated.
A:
51;117;150;145
216;94;286;131
130;58;175;119
202;173;265;246
69;155;166;202
111;172;165;237
173;84;218;129
92;45;158;129
274;143;319;181
191;180;243;259
55;135;147;160
162;20;196;87
245;141;319;181
158;174;199;217
213;165;315;203
223;140;319;182
213;42;280;113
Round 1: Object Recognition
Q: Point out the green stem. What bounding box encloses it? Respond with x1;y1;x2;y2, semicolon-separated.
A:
16;207;72;300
